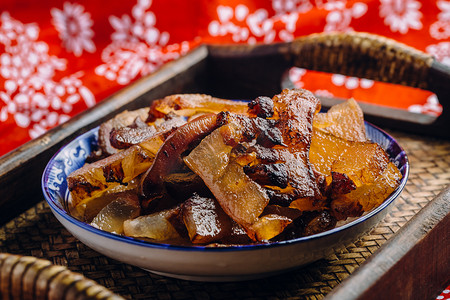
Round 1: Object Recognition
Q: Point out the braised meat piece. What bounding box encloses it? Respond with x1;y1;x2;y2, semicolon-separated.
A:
244;163;289;188
248;96;274;119
109;113;185;150
146;94;249;122
181;194;233;244
98;108;149;156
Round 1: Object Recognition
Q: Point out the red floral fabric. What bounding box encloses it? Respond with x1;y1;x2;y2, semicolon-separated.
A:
438;288;450;300
0;0;449;157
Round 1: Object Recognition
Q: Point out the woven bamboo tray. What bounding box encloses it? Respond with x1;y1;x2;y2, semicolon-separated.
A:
0;253;123;300
0;32;449;299
1;128;449;300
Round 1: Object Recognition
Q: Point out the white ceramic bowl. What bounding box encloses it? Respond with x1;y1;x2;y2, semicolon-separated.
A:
42;123;408;281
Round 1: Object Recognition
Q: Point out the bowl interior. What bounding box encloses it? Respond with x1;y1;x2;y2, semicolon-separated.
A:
42;122;409;251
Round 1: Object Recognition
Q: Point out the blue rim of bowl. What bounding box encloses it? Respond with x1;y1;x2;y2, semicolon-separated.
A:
42;123;409;253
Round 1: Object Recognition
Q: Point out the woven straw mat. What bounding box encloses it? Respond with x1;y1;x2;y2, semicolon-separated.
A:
1;129;449;300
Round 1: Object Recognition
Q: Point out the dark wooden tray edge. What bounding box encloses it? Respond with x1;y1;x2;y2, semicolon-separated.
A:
325;186;450;300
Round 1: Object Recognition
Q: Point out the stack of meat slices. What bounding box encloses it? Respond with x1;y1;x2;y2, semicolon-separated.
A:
66;89;402;246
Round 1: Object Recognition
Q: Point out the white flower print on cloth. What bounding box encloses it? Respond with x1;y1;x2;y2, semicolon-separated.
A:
380;0;423;34
429;1;450;40
426;42;450;66
96;40;189;85
109;0;170;45
331;74;374;89
208;4;301;44
437;0;450;20
0;12;95;139
96;0;189;85
272;0;313;15
51;2;96;57
288;67;307;88
314;89;335;98
209;5;275;44
323;1;368;32
288;67;335;97
278;12;299;41
408;94;443;116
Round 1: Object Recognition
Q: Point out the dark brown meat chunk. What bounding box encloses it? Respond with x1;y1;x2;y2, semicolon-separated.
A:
244;163;288;188
110;125;157;149
182;194;233;244
248;96;274;119
256;126;284;148
330;198;363;221
273;210;336;240
109;113;186;150
303;210;337;236
266;189;296;207
98;108;149;156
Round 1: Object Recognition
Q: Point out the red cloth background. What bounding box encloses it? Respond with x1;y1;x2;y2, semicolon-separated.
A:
0;0;449;156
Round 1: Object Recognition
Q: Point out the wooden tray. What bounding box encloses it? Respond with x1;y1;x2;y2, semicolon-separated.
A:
0;32;449;299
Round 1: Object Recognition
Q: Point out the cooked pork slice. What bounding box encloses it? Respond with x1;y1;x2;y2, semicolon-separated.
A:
98;108;150;156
